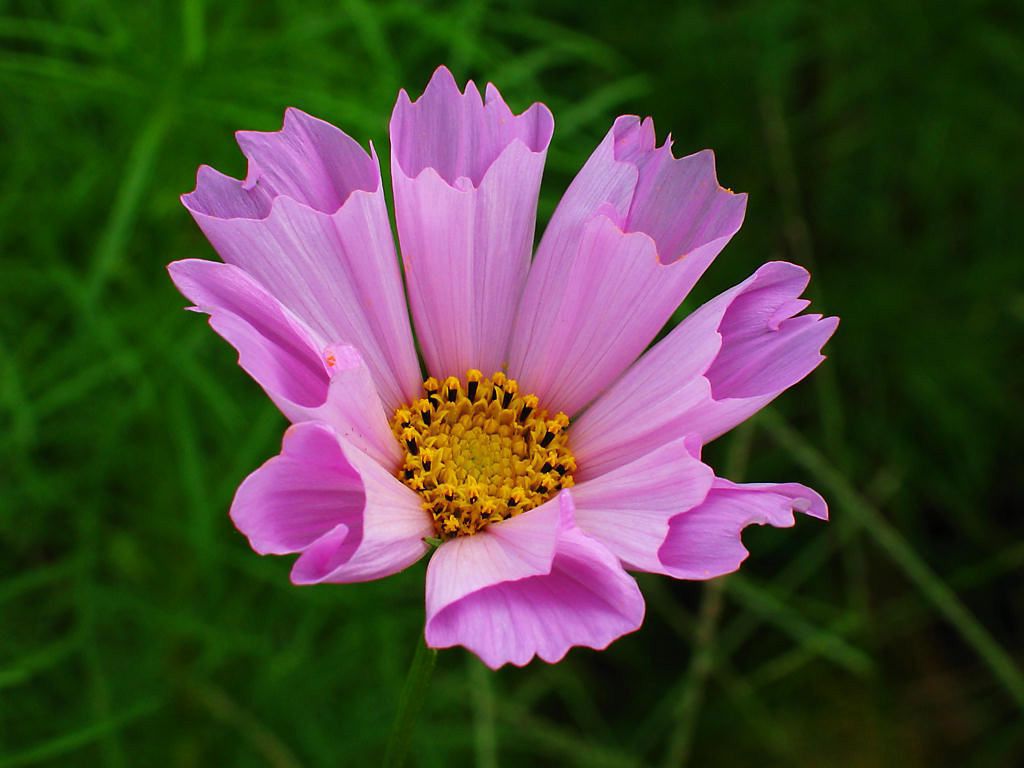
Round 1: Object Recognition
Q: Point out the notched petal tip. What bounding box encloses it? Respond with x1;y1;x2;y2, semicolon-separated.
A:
598;115;747;265
423;64;461;95
658;480;828;580
703;262;837;401
391;65;553;186
778;482;829;521
181;164;274;221
483;81;503;105
753;260;812;292
184;108;380;221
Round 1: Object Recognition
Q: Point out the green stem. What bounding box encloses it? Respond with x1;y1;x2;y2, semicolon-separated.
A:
469;657;498;768
383;639;438;768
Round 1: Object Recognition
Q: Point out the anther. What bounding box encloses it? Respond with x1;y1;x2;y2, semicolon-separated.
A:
424;377;441;407
467;369;482;401
519;394;538;423
490;371;507;402
444;375;461;402
501;379;518;409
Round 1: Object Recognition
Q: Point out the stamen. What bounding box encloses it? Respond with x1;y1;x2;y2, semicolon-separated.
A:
415;398;432;426
519;394;538;423
390;371;575;538
502;379;518;409
444;376;461;402
467;369;481;402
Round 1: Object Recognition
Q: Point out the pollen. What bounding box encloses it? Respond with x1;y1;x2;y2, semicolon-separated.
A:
390;370;576;538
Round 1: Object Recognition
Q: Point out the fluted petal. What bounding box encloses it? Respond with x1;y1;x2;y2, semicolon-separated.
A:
231;422;432;584
169;260;400;466
391;66;554;378
391;67;553;187
658;479;828;579
181;109;420;410
571;436;714;574
571;262;838;479
424;492;645;668
509;115;747;415
168;258;329;416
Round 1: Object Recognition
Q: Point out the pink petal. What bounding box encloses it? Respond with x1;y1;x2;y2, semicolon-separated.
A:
168;261;401;466
230;422;362;555
570;436;714;574
391;67;553;187
184;108;378;218
658;478;828;579
509;115;747;415
390;66;554;378
571;262;838;478
507;215;691;415
321;344;404;469
232;422;433;584
704;273;835;400
181;109;420;411
424;492;645;669
168;259;330;416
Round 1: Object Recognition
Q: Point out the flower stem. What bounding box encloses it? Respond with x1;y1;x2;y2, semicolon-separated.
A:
383;639;437;768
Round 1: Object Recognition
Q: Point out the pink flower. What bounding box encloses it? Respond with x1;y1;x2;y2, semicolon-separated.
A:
169;67;838;669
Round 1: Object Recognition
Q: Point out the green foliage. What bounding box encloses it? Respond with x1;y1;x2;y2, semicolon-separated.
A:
2;0;1022;765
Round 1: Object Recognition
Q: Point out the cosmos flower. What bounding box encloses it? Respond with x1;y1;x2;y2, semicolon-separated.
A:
169;67;838;669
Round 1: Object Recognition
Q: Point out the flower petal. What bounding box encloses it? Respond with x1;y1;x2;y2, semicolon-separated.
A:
168;261;401;466
508;215;695;415
424;492;645;669
391;67;554;187
235;108;380;214
658;479;828;579
230;422;362;555
571;261;838;478
321;344;404;469
509;115;747;415
168;258;329;417
571;436;714;574
231;422;433;583
390;66;554;378
182;109;420;410
184;108;380;217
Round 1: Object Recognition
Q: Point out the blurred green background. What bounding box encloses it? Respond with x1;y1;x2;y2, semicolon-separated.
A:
3;0;1023;765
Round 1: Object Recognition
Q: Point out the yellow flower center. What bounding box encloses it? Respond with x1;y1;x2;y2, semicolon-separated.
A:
391;370;576;538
